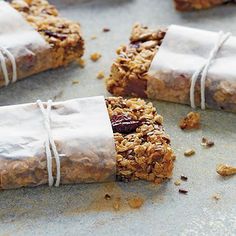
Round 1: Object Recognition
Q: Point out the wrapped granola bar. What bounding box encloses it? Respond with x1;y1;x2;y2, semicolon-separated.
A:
0;96;174;190
174;0;235;11
0;0;84;87
107;24;236;113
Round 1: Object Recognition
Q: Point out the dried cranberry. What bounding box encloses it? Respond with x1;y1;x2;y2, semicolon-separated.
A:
42;30;67;40
179;189;188;194
111;115;141;134
180;175;188;181
103;28;110;32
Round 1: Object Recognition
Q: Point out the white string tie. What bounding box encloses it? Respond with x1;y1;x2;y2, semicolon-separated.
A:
0;46;17;86
190;31;231;110
37;100;61;187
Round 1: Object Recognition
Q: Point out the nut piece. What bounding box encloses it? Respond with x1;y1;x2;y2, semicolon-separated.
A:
216;164;236;176
201;137;214;148
90;35;97;40
128;197;144;209
72;80;79;85
184;149;195;157
174;179;181;186
90;53;102;62
179;112;201;130
97;71;105;79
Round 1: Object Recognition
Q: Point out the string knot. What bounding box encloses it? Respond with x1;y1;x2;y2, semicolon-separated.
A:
0;46;17;86
190;31;231;110
37;100;61;187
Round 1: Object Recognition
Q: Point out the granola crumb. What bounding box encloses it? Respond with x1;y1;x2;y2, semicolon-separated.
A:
216;164;236;176
174;180;181;186
113;197;121;211
104;194;111;200
90;52;102;62
128;197;144;209
72;80;80;85
53;91;64;101
184;149;195;157
179;112;201;130
201;137;214;148
179;189;188;194
97;71;105;79
77;58;86;68
90;35;97;40
103;28;110;32
180;175;188;181
212;193;221;201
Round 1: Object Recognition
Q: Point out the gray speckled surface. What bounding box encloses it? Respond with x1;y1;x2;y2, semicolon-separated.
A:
0;1;236;235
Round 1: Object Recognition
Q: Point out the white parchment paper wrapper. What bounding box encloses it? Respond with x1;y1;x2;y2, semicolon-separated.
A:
0;96;116;190
0;1;51;86
148;25;236;112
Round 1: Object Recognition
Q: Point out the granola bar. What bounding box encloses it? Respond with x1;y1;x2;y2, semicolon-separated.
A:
0;0;84;87
174;0;235;11
107;24;236;113
107;97;174;184
0;97;174;190
107;24;164;98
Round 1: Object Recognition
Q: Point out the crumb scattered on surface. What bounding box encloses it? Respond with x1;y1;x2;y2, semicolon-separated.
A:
179;112;201;130
90;35;97;40
212;193;221;201
97;71;105;79
184;149;195;157
72;80;80;85
128;197;144;209
174;180;181;186
179;189;188;194
53;91;64;101
77;58;86;68
201;137;214;148
103;28;110;32
90;52;102;62
216;164;236;176
180;175;188;181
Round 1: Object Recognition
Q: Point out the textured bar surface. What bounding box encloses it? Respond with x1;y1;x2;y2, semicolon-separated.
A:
174;0;235;11
107;24;165;98
0;0;84;86
107;97;174;184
